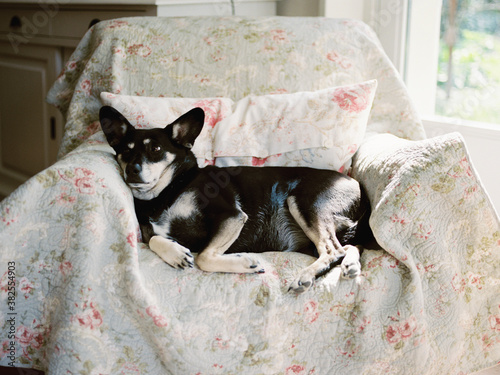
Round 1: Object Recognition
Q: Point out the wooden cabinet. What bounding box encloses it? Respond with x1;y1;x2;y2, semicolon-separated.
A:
0;43;63;180
0;1;279;197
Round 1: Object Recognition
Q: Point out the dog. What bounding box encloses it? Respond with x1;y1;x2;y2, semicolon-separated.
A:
99;106;372;293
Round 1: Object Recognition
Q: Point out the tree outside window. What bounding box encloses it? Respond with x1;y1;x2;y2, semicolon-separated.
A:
437;0;500;124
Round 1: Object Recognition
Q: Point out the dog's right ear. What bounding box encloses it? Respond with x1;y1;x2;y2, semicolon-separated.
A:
169;107;205;149
99;106;134;148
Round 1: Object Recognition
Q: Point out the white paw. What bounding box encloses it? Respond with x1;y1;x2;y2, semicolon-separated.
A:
223;253;265;274
149;236;194;269
195;252;265;274
288;271;315;294
340;245;361;280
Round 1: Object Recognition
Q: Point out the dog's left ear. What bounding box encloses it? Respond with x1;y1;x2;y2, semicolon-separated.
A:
99;106;135;149
169;107;205;149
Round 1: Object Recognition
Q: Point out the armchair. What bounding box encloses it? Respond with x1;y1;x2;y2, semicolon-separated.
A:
0;16;498;374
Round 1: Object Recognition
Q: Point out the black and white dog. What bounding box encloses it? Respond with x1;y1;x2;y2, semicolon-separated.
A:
100;106;372;293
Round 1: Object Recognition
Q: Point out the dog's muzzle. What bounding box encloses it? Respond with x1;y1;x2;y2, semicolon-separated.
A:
125;163;145;184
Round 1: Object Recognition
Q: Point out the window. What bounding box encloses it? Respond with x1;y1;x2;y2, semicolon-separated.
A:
404;0;500;128
436;0;500;124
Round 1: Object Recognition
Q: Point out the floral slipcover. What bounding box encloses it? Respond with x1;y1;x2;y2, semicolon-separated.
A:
0;17;499;374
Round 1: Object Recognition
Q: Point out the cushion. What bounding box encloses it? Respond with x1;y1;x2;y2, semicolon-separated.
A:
100;79;377;172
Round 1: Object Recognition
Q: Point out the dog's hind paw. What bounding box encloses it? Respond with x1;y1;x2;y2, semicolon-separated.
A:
230;253;265;274
340;245;361;280
195;252;265;274
288;273;315;294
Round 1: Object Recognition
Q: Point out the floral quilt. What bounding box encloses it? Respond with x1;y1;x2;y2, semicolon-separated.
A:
0;16;499;374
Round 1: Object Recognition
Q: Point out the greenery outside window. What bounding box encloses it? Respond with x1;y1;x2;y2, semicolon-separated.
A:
436;0;500;125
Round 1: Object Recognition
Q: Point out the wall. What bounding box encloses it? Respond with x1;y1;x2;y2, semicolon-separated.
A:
277;0;320;16
278;0;368;19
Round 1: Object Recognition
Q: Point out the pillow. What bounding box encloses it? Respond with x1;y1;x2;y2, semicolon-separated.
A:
100;80;377;172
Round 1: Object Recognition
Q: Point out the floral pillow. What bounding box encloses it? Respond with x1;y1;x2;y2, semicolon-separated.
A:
100;79;377;172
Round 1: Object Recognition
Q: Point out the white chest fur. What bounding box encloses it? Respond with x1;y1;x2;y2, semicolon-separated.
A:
150;191;198;238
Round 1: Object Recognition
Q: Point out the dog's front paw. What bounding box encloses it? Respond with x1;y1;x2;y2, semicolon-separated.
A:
288;272;315;294
168;248;194;269
340;245;361;280
149;236;194;269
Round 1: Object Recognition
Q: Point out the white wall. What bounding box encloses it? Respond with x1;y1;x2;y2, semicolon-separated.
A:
320;0;367;20
278;0;368;19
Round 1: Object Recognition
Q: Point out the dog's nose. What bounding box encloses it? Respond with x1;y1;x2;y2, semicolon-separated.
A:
128;163;142;176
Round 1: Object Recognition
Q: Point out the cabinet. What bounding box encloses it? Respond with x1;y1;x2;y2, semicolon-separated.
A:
0;43;62;180
0;0;279;197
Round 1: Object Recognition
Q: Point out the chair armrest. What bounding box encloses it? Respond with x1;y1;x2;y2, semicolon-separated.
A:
351;132;499;262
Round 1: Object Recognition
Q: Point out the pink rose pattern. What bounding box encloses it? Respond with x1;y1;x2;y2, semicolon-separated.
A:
127;44;152;58
80;79;92;96
385;316;419;347
489;315;500;332
56;167;107;195
285;364;306;375
59;261;73;282
326;51;352;69
145;306;168;328
72;307;103;330
71;296;104;331
331;85;372;113
303;300;319;324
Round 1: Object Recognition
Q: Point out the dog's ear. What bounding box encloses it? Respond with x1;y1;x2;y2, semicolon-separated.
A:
99;106;135;148
169;107;205;149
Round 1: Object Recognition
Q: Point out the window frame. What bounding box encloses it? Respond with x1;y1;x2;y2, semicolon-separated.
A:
396;0;500;134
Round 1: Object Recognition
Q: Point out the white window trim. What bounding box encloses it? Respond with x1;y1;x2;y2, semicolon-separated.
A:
423;115;500;140
380;0;500;135
404;0;443;115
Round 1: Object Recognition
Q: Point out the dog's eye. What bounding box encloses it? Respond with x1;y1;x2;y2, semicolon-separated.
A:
152;145;162;153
